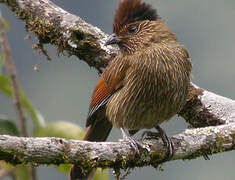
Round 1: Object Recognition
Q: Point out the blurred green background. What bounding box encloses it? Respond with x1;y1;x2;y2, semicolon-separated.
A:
0;0;235;179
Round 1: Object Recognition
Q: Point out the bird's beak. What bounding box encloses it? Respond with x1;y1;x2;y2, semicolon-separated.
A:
105;34;121;46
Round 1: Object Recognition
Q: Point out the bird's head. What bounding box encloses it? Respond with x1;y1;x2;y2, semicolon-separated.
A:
105;0;174;54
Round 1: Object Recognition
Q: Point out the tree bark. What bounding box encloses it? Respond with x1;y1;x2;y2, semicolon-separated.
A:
0;122;235;168
0;0;235;171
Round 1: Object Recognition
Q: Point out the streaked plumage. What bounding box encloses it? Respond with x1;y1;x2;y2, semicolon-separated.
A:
70;0;191;179
105;41;191;130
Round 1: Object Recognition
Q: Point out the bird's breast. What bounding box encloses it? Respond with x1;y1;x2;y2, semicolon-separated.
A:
106;46;191;130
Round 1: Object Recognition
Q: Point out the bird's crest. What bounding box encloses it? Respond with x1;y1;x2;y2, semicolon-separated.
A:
113;0;158;34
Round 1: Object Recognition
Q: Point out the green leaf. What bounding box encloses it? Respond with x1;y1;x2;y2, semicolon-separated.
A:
0;162;31;180
0;18;9;31
94;168;109;180
37;122;109;180
56;164;71;173
0;118;19;136
0;53;3;73
0;75;44;133
15;165;30;180
0;75;11;96
21;97;45;133
35;121;84;140
0;160;15;171
54;164;108;180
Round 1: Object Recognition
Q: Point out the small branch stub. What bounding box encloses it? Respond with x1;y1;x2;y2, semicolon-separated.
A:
0;123;234;169
0;0;235;174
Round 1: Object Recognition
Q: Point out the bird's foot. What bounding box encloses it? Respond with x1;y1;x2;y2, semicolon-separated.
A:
141;126;174;161
120;128;142;155
141;130;161;140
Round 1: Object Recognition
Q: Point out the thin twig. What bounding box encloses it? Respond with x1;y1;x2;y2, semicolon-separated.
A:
0;19;28;137
0;0;231;128
29;166;37;180
0;17;37;180
0;0;235;177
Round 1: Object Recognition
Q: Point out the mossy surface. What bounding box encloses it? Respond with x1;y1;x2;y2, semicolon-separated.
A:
0;0;110;71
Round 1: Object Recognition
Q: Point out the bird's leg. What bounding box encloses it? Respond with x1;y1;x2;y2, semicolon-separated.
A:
119;128;142;179
120;128;141;155
141;126;174;160
155;126;173;159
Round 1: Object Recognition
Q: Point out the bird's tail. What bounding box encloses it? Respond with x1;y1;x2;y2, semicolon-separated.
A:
69;116;112;180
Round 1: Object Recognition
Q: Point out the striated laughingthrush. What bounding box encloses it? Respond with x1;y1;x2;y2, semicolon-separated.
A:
69;0;192;179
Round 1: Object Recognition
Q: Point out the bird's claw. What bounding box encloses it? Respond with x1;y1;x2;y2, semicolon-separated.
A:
124;135;142;155
141;126;174;161
141;130;161;140
160;132;174;160
120;128;142;155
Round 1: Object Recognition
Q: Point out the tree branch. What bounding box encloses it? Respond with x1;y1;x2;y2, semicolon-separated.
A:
1;0;233;127
180;83;235;127
0;16;28;137
0;15;37;180
0;0;117;72
1;0;235;171
0;123;235;169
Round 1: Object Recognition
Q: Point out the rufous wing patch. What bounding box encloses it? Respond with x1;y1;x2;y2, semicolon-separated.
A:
86;77;112;127
86;60;129;127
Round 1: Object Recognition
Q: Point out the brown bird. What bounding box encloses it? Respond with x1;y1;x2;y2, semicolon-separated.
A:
69;0;192;179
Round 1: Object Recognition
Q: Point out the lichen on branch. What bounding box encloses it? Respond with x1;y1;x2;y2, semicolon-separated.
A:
0;0;235;171
0;123;235;169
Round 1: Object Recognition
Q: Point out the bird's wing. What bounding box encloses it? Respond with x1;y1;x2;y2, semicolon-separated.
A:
86;60;129;127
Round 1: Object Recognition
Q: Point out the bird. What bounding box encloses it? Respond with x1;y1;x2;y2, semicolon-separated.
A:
69;0;192;179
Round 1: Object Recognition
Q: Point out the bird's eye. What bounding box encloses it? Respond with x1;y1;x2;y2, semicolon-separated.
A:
127;25;137;34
